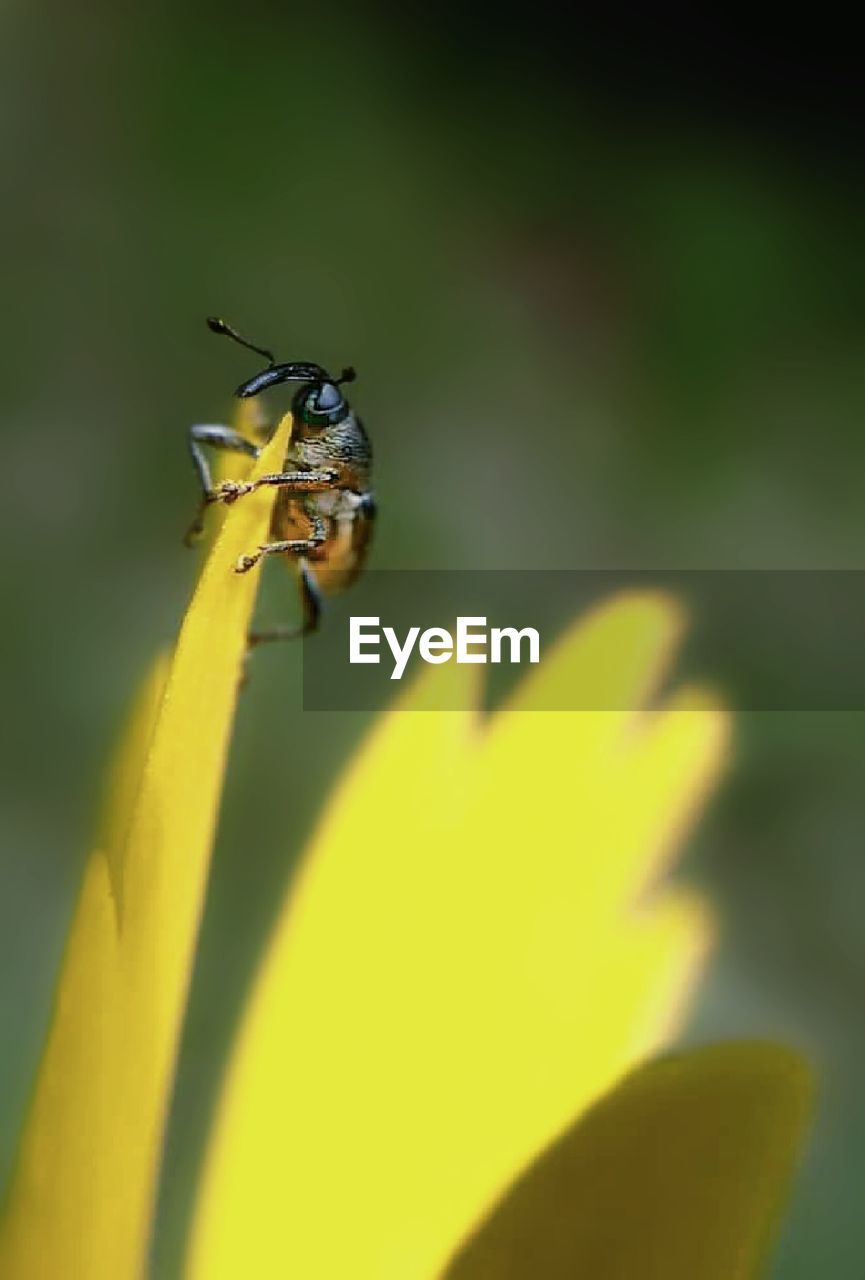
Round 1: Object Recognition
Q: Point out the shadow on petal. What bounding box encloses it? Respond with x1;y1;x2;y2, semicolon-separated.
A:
444;1042;813;1280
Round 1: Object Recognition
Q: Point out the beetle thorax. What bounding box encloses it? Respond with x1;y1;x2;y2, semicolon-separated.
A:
289;412;372;473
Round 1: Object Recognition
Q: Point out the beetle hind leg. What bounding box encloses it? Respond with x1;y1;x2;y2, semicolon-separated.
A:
248;562;322;649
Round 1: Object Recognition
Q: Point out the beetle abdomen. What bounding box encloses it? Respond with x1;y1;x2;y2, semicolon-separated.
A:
271;491;373;594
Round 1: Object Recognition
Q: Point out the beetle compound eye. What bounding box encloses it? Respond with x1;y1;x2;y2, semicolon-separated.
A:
314;383;342;412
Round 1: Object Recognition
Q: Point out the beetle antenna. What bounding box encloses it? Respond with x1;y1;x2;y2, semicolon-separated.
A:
335;366;356;386
206;316;276;366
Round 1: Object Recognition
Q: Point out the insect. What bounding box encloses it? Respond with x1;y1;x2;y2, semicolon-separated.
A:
185;316;375;643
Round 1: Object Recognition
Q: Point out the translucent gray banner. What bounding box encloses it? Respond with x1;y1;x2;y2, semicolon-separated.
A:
298;571;865;711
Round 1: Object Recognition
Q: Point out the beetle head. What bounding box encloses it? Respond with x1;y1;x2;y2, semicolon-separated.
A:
207;316;355;422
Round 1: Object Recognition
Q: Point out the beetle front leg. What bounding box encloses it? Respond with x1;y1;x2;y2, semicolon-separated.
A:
184;423;261;545
193;470;339;540
234;516;328;574
216;468;340;501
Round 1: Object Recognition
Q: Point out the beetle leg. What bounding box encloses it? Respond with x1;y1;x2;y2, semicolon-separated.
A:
248;562;322;646
234;516;327;574
239;563;321;683
184;424;260;545
230;468;340;495
194;472;339;542
188;423;260;493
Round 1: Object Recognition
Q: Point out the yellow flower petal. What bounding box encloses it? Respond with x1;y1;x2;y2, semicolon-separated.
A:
500;589;685;714
188;593;730;1280
444;1042;813;1280
0;412;292;1280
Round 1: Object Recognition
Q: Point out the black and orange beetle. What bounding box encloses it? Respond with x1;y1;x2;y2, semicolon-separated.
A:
185;317;375;643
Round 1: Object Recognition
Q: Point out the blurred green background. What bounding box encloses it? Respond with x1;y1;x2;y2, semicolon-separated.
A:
2;3;864;1275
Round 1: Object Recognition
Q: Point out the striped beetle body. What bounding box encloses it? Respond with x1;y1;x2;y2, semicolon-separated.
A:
185;317;375;643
